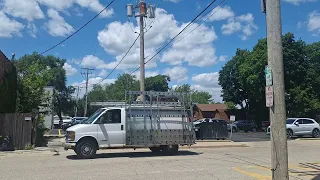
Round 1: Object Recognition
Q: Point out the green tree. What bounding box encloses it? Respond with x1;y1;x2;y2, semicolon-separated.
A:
173;84;212;104
219;32;320;123
16;61;52;112
15;53;75;118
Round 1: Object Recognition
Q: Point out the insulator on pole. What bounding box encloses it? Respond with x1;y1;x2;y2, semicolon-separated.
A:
148;5;156;18
139;1;147;16
127;4;134;17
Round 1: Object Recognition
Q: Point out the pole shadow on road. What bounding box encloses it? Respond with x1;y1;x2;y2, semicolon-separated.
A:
66;151;201;160
289;162;320;180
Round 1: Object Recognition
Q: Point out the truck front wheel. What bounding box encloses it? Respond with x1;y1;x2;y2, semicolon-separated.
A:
75;140;97;159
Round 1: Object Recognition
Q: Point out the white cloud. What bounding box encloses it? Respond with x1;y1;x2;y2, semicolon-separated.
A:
222;13;258;40
98;8;218;70
72;77;116;97
0;12;24;38
191;72;222;102
206;6;235;22
45;9;74;37
160;23;218;67
283;0;317;5
63;63;77;76
219;55;228;62
27;23;38;38
36;0;74;11
80;55;107;69
98;69;108;76
2;0;44;21
167;0;181;3
133;71;160;80
163;66;188;82
307;11;320;35
76;0;114;18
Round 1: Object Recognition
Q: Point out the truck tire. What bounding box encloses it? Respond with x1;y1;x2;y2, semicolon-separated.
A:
75;140;97;159
149;147;161;153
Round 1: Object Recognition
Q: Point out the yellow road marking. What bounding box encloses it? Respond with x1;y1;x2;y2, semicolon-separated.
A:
233;162;320;180
58;129;61;136
233;167;271;180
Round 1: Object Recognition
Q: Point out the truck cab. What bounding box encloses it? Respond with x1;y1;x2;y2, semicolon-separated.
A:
65;107;126;157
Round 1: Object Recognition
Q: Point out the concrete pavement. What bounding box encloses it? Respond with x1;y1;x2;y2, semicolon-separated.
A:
1;139;320;180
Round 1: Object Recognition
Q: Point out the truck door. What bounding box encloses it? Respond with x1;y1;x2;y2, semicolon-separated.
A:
96;109;125;147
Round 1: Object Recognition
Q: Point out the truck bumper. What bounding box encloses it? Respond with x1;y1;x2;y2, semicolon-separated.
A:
64;142;76;150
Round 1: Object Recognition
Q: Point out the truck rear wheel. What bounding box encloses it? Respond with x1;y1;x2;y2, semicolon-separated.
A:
75;140;97;159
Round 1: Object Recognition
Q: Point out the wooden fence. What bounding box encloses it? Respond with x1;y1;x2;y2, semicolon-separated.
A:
0;113;33;150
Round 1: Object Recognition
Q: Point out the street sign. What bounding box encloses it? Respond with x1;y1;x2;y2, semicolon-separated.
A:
265;66;273;86
266;86;274;107
230;115;235;122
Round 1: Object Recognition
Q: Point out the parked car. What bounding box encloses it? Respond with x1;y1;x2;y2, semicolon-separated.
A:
227;122;237;132
261;121;270;131
62;117;87;131
234;120;257;132
267;118;320;138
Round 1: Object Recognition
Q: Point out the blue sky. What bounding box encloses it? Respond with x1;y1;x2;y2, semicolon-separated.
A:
1;0;320;102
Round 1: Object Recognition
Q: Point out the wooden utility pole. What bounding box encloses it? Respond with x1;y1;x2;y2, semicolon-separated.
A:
81;68;94;117
126;1;156;102
139;0;146;102
74;86;81;117
263;0;289;179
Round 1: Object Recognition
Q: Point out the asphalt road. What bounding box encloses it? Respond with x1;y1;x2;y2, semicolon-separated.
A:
1;140;319;180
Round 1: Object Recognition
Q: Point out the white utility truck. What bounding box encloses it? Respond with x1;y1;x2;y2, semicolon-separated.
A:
64;91;196;158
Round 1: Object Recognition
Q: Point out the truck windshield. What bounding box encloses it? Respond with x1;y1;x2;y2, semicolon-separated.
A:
82;109;105;124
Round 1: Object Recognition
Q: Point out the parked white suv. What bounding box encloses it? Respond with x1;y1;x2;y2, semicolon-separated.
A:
267;118;320;138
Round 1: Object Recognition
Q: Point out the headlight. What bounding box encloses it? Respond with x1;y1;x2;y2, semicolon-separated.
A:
66;131;75;141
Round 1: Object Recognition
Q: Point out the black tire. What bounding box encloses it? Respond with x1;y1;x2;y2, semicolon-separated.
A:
312;129;320;138
287;129;293;139
232;127;237;133
149;147;161;153
75;140;97;159
252;128;257;132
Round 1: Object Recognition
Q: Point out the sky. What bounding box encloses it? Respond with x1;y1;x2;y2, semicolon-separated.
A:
1;0;320;102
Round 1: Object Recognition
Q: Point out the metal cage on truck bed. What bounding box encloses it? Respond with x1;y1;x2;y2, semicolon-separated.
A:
125;91;195;147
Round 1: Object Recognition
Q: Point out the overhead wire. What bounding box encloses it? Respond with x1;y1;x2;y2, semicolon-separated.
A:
173;0;228;45
39;0;116;55
89;34;141;87
129;0;218;74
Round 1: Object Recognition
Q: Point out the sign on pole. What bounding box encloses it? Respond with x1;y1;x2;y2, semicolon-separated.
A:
230;115;236;122
265;66;273;86
266;86;274;107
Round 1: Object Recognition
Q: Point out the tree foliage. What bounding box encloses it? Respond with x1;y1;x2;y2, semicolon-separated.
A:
173;84;212;104
15;53;75;118
219;32;320;123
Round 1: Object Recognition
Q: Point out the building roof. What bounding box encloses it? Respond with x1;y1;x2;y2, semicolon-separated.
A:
196;104;227;112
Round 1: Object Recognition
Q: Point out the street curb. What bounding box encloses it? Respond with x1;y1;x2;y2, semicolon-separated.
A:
196;140;232;142
295;138;320;140
180;144;248;149
44;135;65;138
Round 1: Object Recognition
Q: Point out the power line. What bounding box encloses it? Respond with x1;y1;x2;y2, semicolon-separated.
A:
173;0;228;45
143;0;221;61
39;0;116;55
130;0;218;74
91;34;141;86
